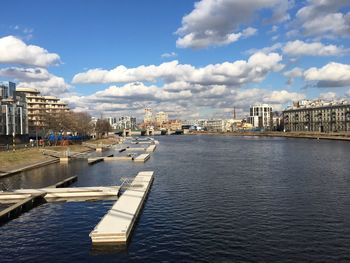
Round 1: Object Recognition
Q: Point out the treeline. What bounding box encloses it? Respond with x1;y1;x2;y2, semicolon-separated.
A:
44;111;112;138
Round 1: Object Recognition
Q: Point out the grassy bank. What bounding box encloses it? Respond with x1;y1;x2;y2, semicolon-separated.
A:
0;144;92;173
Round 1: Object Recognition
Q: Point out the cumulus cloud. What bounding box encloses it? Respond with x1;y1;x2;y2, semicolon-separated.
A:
283;67;303;85
161;52;177;58
283;40;348;56
17;76;71;95
64;80;305;119
292;0;350;39
319;91;337;100
304;62;350;87
0;36;60;67
0;67;51;82
0;66;70;95
73;52;284;87
175;0;290;48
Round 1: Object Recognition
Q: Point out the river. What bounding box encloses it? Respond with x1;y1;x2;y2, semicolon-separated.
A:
0;135;350;262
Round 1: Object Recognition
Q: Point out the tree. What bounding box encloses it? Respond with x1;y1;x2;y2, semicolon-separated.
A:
95;119;112;138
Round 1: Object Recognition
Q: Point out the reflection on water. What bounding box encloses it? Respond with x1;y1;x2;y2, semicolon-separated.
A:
0;136;350;262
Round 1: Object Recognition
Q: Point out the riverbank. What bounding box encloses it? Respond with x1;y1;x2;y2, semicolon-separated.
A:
0;144;93;177
191;131;350;141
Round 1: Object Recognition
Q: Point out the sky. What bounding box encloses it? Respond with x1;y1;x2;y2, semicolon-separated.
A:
0;0;349;120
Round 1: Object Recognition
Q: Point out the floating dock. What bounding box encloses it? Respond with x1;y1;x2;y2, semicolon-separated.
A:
103;156;133;161
0;186;120;203
134;153;150;163
0;193;46;225
47;176;78;188
88;154;113;165
146;145;156;152
90;171;154;244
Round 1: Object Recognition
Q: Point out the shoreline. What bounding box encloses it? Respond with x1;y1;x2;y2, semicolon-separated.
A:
0;137;121;178
189;131;350;141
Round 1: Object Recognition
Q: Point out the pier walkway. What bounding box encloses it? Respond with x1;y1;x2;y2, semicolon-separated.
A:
90;171;154;244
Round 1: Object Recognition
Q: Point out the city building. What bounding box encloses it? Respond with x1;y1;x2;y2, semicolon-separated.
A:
283;100;350;132
206;119;225;132
16;87;69;136
0;81;28;137
113;116;137;130
144;108;153;124
155;111;169;127
161;119;182;131
248;104;272;129
107;117;117;127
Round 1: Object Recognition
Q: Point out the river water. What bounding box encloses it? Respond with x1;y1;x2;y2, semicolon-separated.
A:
0;135;350;262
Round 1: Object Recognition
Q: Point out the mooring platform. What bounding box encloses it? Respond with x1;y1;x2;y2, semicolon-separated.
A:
0;186;120;203
89;171;154;244
134;153;150;163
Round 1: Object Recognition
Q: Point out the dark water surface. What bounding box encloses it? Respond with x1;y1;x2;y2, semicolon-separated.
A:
1;136;350;262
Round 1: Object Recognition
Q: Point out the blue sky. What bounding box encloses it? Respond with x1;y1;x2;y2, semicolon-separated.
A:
0;0;349;119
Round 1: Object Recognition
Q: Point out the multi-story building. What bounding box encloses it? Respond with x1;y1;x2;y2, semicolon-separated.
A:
283;100;350;132
16;87;69;136
155;111;168;127
248;104;272;129
107;117;118;127
113;116;137;130
0;81;28;137
206;119;225;132
144;108;153;124
161;119;182;131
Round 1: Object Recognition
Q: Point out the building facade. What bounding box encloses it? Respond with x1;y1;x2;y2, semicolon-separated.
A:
144;108;153;124
0;82;28;136
205;119;225;132
155;111;169;127
112;116;137;130
248;104;272;129
16;87;69;136
283;100;350;132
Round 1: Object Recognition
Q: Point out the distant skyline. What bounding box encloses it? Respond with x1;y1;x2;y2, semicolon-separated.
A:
0;0;349;119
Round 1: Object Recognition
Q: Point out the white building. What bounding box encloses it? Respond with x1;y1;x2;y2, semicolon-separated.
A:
0;82;28;136
248;104;272;129
155;111;168;126
113;116;137;130
144;108;153;124
206;119;225;132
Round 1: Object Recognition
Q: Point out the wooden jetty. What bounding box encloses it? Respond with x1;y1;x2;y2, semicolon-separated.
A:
134;153;151;163
90;171;154;244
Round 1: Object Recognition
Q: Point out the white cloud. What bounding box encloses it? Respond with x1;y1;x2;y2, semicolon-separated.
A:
283;40;348;56
0;67;51;82
283;67;303;85
17;76;71;96
319;91;337;100
0;66;70;95
263;90;305;104
304;62;350;87
161;52;178;58
293;0;350;39
346;89;350;97
73;52;284;87
0;36;60;67
175;0;290;48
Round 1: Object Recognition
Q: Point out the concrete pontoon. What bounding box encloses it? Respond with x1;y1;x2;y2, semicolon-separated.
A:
90;171;154;244
134;153;150;163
